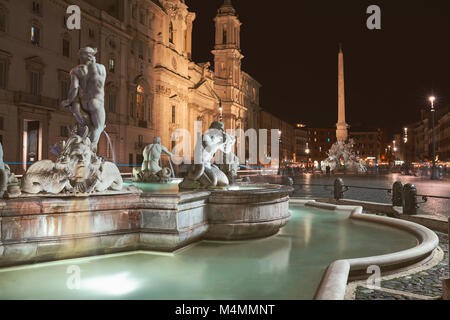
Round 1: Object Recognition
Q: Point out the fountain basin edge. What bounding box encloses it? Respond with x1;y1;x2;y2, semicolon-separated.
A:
0;184;293;267
288;199;439;300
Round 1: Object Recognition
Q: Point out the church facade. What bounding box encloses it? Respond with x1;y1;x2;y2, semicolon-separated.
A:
0;0;261;173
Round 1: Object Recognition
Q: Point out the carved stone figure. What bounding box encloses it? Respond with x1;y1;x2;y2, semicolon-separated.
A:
61;47;106;153
0;142;18;197
133;137;174;183
180;121;238;189
321;140;366;173
0;141;7;196
18;47;126;196
21;130;123;195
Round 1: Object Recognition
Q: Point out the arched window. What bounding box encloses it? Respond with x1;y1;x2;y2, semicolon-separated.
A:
136;85;145;121
169;21;174;44
223;27;227;44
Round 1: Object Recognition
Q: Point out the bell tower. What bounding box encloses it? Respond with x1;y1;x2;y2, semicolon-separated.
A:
212;0;243;86
212;0;245;130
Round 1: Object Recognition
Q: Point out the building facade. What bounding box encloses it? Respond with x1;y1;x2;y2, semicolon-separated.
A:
349;128;385;162
0;0;261;173
259;110;294;164
306;127;336;162
401;105;450;163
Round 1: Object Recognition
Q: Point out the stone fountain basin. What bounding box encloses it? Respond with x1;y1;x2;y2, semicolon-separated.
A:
0;184;293;267
205;184;292;240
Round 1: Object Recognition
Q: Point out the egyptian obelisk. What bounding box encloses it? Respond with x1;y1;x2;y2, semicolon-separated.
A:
336;44;348;142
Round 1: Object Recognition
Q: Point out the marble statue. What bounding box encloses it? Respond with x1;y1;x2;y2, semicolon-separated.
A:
61;47;106;153
133;137;174;183
180;121;238;189
19;47;125;196
21;129;123;195
0;142;18;197
0;141;7;195
321;139;366;174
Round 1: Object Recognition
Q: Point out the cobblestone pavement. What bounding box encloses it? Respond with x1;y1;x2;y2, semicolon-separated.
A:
354;232;448;300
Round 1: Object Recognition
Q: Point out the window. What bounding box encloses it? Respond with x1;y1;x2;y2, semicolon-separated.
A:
132;5;137;19
136;85;145;121
60;126;69;138
169;21;174;44
0;10;6;32
171;106;176;124
223;28;227;44
30;71;40;95
0;60;6;89
88;28;95;39
136;154;143;165
109;58;115;73
129;154;133;166
31;26;40;46
138;40;144;60
62;39;70;57
130;39;135;54
0;116;3;130
60;79;69;100
138;135;143;147
109;93;116;112
139;11;145;24
32;1;41;14
148;47;152;62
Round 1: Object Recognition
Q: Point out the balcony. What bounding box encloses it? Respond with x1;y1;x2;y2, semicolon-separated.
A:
14;91;58;110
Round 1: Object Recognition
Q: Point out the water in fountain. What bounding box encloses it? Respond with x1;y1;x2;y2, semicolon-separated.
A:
103;131;116;164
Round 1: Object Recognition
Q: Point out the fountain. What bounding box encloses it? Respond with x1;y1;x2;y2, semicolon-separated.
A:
0;47;292;268
321;139;367;174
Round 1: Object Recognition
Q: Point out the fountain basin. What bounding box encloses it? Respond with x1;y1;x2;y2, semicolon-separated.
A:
205;184;292;240
0;201;433;300
0;184;292;267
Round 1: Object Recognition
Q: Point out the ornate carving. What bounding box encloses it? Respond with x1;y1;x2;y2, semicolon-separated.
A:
21;129;123;195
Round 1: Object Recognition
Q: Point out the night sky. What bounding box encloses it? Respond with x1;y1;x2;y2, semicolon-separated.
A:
186;0;450;137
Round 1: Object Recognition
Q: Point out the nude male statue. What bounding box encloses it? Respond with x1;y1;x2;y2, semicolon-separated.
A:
61;47;106;153
141;137;173;175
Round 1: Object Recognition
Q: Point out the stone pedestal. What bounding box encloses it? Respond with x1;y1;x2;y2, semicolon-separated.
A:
139;191;210;251
0;192;142;267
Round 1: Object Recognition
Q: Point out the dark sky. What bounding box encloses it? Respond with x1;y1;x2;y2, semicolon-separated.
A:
186;0;450;137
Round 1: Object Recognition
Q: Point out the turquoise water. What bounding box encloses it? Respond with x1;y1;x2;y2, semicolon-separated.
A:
0;206;417;300
124;180;181;193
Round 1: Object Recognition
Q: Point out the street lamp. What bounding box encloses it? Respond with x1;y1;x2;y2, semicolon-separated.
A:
429;96;439;180
278;130;282;175
393;140;397;164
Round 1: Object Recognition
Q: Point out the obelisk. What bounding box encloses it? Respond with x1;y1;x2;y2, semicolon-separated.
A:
336;44;348;142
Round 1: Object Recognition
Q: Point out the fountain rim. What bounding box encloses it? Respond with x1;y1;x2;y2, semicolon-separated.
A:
289;199;439;300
